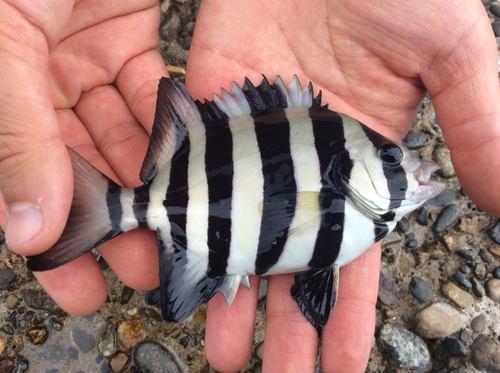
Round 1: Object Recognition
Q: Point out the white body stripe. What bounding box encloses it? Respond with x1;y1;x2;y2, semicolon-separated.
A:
147;162;172;233
226;115;264;274
119;188;139;231
267;107;322;274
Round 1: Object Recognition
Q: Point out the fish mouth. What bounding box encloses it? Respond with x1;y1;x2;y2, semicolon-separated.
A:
414;160;446;199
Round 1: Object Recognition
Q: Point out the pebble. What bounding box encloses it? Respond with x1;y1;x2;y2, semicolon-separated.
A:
474;263;486;280
427;188;455;207
415;301;467;339
402;131;428;150
485;278;500;302
479;248;494;263
433;145;455;178
98;322;116;358
493;20;500;38
490;4;500;18
378;271;402;306
490;245;500;257
444;338;467;357
145;288;161;306
453;272;472;290
471;313;487;333
110;351;129;373
456;249;477;262
441;281;474;308
493;266;500;279
433;204;460;233
397;217;411;233
459;265;471;275
120;286;135;305
416;205;429;226
160;12;182;42
134;342;181;373
470;334;500;372
405;239;418;249
488;221;500;244
409;276;433;303
377;323;431;370
13;361;28;373
470;277;485;298
460;330;471;343
0;268;16;290
117;320;144;350
0;357;15;373
26;325;49;345
6;294;19;310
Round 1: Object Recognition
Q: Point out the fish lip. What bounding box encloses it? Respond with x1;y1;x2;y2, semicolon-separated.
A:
414;160;446;198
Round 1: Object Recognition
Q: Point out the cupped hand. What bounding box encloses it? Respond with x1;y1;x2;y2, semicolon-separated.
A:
185;1;500;372
0;0;166;314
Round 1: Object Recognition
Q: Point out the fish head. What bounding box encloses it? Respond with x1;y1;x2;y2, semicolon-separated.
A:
336;118;446;224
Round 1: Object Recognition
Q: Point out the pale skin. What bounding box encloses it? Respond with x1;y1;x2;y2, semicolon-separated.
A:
0;0;499;372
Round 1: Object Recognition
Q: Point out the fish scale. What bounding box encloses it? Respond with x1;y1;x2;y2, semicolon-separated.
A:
26;75;445;332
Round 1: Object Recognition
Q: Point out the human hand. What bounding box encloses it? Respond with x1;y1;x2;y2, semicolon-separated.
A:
0;0;166;314
186;0;500;371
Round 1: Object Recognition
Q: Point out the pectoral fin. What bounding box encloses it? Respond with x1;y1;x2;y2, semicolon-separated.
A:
290;265;339;334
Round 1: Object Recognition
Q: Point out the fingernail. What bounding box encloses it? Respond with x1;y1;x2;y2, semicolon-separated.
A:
5;203;43;248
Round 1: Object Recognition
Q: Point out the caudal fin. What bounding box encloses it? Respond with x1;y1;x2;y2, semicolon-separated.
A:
26;148;121;272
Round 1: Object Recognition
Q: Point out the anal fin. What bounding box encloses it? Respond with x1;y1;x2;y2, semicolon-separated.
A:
290;266;339;334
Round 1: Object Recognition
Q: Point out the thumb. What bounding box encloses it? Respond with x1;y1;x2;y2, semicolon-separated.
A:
0;21;73;257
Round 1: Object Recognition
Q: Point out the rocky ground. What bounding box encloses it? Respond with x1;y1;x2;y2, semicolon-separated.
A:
1;1;500;372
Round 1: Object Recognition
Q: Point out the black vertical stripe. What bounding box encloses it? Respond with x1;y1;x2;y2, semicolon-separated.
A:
361;125;408;210
165;137;190;251
308;108;352;268
133;184;151;229
205;118;233;277
254;110;297;275
106;181;123;232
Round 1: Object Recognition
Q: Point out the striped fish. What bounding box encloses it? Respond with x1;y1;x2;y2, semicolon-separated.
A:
26;76;445;331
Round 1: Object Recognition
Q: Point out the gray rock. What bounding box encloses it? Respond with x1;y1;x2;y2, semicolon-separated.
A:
160;12;182;42
471;314;487;333
402;131;428;150
471;277;486;298
486;278;500;302
427;188;455;207
490;4;500;18
493;266;500;280
416;205;429;226
134;342;181;373
98;322;116;358
377;323;431;370
474;263;487;280
444;338;467;357
453;272;472;290
0;268;16;290
488;221;500;244
433;204;460;233
470;334;500;373
456;249;477;261
409;276;433;303
415;302;467;339
378;272;402;306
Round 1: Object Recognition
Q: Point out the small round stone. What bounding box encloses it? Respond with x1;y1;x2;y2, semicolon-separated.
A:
406;239;418;249
120;286;134;305
456;249;478;262
492;21;500;37
144;288;161;306
442;281;474;308
470;335;500;372
453;272;472;290
402;131;428;150
485;278;500;302
471;314;487;333
490;245;500;258
416;206;429;226
493;266;500;279
6;295;19;310
490;4;500;18
444;338;467;357
415;302;467;339
98;322;116;358
134;342;181;373
427;189;455;207
460;330;471;343
117;320;144;350
471;277;485;298
433;204;460;233
0;268;16;290
409;277;433;303
474;263;486;280
459;265;471;275
26;325;49;345
488;221;500;245
110;351;129;373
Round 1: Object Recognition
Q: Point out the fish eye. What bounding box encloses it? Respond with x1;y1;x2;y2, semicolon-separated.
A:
378;144;403;166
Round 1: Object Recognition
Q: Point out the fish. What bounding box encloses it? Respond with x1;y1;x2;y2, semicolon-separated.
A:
26;76;445;332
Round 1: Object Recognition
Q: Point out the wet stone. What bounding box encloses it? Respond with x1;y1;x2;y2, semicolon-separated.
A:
98;322;116;358
378;272;402;306
405;239;418;249
490;4;500;18
493;266;500;279
110;351;129;373
470;334;500;372
120;286;135;305
6;295;19;310
0;268;16;290
453;272;472;290
456;249;477;262
433;204;460;233
377;323;431;370
471;313;487;333
2;324;13;335
144;288;161;306
416;206;429;226
402;131;428;150
134;341;181;373
26;325;49;345
13;361;28;373
427;188;455;207
415;301;467;339
179;335;191;348
409;276;433;303
488;221;500;244
441;281;474;308
117;320;144;350
470;277;485;298
474;263;486;280
444;338;467;357
485;278;500;302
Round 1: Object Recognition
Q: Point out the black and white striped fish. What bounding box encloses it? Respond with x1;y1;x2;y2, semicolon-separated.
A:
26;76;445;331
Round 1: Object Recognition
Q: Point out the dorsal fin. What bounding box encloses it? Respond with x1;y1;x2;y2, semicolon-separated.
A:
140;78;203;183
195;75;323;123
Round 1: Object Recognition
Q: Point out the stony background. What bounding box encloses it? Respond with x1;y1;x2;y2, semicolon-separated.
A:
1;0;500;372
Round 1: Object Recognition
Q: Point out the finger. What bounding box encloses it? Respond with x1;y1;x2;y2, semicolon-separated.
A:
322;245;380;373
205;276;259;372
263;274;318;372
419;4;500;215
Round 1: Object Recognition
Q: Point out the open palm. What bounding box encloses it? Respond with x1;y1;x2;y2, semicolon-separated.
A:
186;1;500;372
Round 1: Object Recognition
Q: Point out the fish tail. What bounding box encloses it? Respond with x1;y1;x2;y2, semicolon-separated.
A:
26;148;122;272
